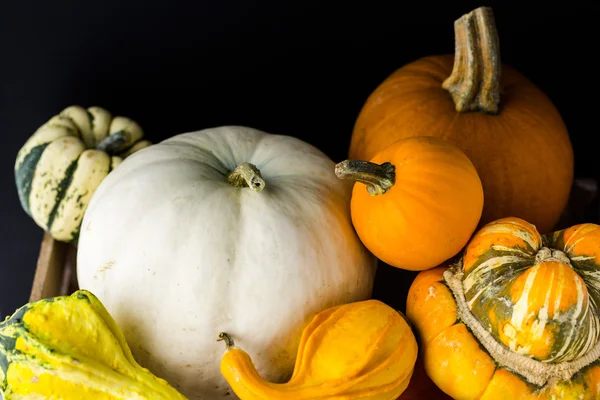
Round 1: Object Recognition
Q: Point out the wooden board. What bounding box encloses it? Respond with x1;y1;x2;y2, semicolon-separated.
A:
29;232;78;302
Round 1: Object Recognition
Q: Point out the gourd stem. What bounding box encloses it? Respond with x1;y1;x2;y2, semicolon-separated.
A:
218;332;235;349
442;6;501;114
444;261;600;388
334;160;395;196
96;131;129;155
227;163;266;192
535;247;572;266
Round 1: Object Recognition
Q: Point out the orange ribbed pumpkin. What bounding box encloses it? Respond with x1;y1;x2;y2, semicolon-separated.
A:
349;6;573;234
407;217;600;399
335;135;483;271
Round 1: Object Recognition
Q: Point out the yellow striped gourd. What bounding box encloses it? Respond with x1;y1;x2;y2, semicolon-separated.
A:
0;290;186;399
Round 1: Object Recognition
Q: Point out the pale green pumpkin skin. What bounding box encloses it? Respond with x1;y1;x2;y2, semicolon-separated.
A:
77;126;377;399
14;105;151;242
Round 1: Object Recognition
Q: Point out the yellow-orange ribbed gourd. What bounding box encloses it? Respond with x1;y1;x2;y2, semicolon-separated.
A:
219;299;418;399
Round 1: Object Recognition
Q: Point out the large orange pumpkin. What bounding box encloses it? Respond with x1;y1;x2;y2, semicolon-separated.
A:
335;135;483;271
349;6;573;234
406;217;600;399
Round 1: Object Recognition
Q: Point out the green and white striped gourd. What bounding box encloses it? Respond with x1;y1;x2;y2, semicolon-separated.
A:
14;106;151;243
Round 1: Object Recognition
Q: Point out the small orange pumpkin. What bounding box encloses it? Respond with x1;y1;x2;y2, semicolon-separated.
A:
335;135;483;271
406;217;600;399
349;6;573;234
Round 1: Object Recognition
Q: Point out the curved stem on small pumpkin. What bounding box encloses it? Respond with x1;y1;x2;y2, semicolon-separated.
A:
334;160;395;196
444;261;600;388
218;332;235;349
227;163;266;192
442;6;501;114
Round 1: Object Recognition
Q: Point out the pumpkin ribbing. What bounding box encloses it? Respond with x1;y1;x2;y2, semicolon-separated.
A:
407;218;600;398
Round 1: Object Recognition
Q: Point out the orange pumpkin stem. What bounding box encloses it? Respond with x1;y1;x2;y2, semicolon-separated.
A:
334;160;395;196
227;162;266;192
442;6;501;114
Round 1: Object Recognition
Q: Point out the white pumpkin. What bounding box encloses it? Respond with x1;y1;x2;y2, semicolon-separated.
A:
76;126;377;399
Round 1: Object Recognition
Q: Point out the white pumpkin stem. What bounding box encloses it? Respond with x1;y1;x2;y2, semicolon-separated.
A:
442;6;501;114
227;163;266;192
334;160;395;196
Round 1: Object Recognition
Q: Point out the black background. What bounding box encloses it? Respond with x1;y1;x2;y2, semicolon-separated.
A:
0;1;598;318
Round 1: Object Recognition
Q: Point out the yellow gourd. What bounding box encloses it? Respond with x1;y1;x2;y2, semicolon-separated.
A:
218;299;418;400
0;290;186;400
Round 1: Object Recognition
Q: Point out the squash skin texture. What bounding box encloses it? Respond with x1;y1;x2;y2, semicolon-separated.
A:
14;105;151;243
77;126;377;399
406;218;600;399
219;299;418;400
0;290;185;400
344;136;483;271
